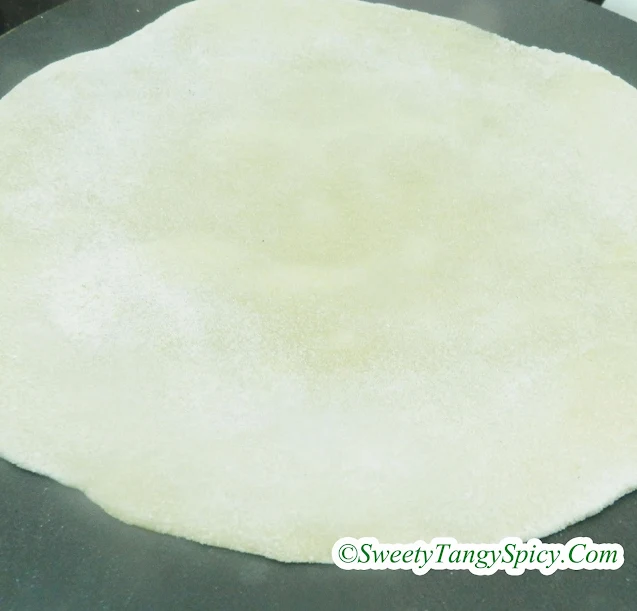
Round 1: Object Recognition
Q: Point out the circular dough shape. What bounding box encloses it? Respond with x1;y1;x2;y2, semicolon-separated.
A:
1;0;637;563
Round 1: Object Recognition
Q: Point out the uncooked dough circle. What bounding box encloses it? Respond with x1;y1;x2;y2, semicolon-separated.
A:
1;0;636;562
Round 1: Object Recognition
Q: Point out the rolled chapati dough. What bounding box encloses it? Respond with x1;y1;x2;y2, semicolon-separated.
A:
1;0;636;563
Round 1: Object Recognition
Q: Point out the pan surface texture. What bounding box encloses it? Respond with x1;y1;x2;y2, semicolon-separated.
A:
0;0;636;609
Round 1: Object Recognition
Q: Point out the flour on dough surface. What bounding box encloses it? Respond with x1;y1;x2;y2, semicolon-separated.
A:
1;0;637;563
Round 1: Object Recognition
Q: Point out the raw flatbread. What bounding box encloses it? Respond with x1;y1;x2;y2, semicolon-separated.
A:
1;0;636;564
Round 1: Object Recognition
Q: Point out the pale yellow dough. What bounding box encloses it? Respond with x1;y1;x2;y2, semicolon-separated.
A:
1;0;637;563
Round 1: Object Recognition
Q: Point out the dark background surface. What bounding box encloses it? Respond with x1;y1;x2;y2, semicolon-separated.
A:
0;0;66;34
0;0;612;36
1;0;636;610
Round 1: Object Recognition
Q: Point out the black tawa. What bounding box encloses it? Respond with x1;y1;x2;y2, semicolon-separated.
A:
1;1;636;609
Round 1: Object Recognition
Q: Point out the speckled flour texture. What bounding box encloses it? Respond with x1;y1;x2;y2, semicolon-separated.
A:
1;0;636;562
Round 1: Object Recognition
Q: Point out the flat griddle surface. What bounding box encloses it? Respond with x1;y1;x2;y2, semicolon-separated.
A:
1;1;636;609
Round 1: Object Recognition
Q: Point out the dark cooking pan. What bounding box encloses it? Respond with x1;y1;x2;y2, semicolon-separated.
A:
1;1;636;609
